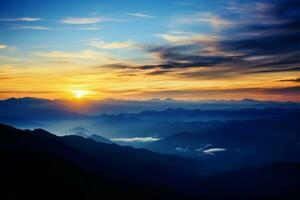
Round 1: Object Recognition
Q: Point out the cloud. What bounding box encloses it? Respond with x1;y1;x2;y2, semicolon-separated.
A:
0;90;57;94
127;13;155;18
176;13;232;30
146;69;171;75
62;17;123;24
9;26;50;30
156;32;219;45
16;17;41;22
0;17;41;22
62;17;104;24
195;144;213;152
34;50;133;67
60;27;102;31
279;78;300;83
98;63;131;69
140;45;240;70
203;148;226;155
35;50;109;59
129;86;300;101
0;44;16;51
111;137;161;142
88;39;138;49
247;67;300;74
175;146;189;152
139;0;300;77
0;44;7;49
266;86;300;95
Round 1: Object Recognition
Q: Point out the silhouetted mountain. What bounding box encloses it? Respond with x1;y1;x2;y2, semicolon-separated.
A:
1;97;299;115
1;97;299;137
122;107;300;122
0;146;184;200
89;134;113;144
91;107;300;139
3;97;50;104
86;98;300;114
66;127;112;143
96;115;143;125
0;98;88;120
66;127;93;138
0;124;198;198
194;162;300;200
147;117;300;172
0;116;43;128
0;124;299;200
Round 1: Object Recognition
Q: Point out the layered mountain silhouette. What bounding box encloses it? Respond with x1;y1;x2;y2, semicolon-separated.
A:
1;97;299;116
0;124;299;200
0;124;196;200
146;116;300;172
66;126;113;143
89;134;113;144
66;127;93;138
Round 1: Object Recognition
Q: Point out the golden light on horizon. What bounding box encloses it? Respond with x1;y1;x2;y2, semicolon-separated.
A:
73;90;88;99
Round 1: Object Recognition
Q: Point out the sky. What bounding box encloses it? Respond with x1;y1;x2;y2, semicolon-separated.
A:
0;0;299;101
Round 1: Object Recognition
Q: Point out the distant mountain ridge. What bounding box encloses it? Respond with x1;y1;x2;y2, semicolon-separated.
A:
1;97;299;115
145;116;300;172
66;126;113;144
89;134;113;144
90;107;300;138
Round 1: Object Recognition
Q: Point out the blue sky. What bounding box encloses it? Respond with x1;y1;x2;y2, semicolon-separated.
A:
0;0;299;101
0;0;226;52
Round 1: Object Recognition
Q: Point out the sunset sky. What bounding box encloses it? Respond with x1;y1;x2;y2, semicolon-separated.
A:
0;0;299;101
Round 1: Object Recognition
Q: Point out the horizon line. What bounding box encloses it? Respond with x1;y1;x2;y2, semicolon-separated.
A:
1;96;300;103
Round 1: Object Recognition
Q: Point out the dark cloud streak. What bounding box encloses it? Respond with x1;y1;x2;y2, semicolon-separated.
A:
137;0;300;77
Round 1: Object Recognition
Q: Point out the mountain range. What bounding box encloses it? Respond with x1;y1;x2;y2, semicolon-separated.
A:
0;124;299;200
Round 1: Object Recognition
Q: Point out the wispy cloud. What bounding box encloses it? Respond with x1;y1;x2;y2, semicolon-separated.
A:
0;17;41;22
127;13;155;19
34;50;129;66
0;44;7;49
203;148;226;155
9;25;50;30
62;17;105;24
131;86;300;101
0;44;15;51
175;146;189;152
139;0;300;78
62;17;124;24
88;39;138;49
156;32;219;45
279;78;300;83
62;27;102;31
35;50;106;59
176;13;232;30
111;137;161;142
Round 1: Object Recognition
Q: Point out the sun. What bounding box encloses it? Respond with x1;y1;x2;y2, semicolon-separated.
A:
73;90;87;99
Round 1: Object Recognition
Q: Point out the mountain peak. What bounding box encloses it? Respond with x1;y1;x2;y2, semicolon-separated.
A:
163;98;176;102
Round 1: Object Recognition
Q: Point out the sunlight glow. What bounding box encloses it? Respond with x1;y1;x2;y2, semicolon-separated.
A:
73;90;88;99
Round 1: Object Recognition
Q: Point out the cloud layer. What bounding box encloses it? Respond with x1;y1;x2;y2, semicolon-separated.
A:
127;13;155;19
111;137;161;142
137;0;300;78
203;148;226;155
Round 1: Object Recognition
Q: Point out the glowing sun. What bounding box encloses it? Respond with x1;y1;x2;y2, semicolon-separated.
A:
73;90;88;99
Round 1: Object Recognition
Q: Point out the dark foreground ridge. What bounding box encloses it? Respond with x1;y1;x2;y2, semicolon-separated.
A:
0;124;299;200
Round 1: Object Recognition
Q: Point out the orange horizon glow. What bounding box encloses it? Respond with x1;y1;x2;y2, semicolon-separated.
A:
0;59;299;102
0;1;299;103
